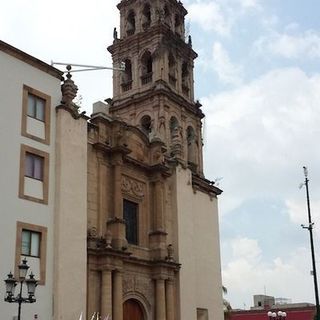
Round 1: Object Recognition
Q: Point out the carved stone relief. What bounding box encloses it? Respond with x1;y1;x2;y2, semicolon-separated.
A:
121;176;145;199
123;276;135;294
123;274;153;301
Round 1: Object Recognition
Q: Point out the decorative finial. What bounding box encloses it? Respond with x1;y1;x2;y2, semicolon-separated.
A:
61;65;79;111
66;64;72;79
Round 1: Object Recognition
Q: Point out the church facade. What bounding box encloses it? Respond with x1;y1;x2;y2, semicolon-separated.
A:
0;1;224;320
85;1;224;319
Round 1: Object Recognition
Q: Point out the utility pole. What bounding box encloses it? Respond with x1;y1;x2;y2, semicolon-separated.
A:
301;166;320;320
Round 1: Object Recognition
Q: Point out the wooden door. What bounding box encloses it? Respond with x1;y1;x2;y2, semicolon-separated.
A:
123;299;144;320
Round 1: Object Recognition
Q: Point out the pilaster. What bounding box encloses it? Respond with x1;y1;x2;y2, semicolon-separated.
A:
113;270;123;320
166;279;175;320
101;269;113;318
155;278;166;320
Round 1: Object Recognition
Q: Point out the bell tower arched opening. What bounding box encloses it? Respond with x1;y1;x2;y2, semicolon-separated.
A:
126;10;136;36
142;4;151;30
121;59;133;92
141;51;153;85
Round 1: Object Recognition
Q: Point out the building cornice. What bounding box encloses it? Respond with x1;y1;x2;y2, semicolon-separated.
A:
192;173;223;197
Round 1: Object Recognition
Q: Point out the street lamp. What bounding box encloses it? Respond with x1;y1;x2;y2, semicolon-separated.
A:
267;311;287;319
4;258;38;320
301;166;320;320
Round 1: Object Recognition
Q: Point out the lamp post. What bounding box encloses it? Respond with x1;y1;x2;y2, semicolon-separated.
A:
4;258;38;320
301;166;320;320
267;311;287;319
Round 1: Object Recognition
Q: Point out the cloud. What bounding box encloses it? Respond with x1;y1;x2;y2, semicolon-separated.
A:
204;67;320;308
286;198;320;225
202;67;320;214
231;237;261;262
187;1;231;36
185;0;262;36
254;29;320;59
223;237;314;309
211;42;243;85
237;0;259;9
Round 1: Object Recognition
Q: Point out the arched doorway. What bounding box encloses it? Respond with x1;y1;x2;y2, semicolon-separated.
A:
123;299;145;320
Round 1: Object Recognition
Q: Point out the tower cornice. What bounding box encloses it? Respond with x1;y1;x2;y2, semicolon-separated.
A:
110;80;204;119
108;24;197;60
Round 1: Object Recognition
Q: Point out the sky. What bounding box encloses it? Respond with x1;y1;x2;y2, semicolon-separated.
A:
2;0;320;310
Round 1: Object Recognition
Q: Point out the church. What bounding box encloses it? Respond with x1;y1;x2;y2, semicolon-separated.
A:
84;1;224;319
0;1;224;319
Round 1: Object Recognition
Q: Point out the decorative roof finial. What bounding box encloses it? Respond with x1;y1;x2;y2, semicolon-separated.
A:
61;65;79;112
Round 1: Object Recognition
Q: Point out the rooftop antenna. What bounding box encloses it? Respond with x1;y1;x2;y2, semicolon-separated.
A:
51;61;125;73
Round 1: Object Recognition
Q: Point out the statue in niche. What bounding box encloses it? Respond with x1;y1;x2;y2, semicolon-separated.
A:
188;138;198;165
152;145;164;165
187;127;198;165
113;27;118;40
166;244;174;262
170;125;183;158
149;118;156;141
158;116;166;141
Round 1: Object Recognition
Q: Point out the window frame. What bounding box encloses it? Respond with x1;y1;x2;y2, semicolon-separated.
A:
15;222;47;285
25;152;44;181
123;198;139;245
21;229;41;258
19;144;49;204
21;85;51;145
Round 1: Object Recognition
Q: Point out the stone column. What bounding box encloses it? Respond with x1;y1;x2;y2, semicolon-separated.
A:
113;270;123;320
150;177;167;259
108;155;126;249
98;161;108;235
154;179;165;231
101;269;112;318
166;279;174;320
87;269;99;318
113;156;122;219
156;278;166;320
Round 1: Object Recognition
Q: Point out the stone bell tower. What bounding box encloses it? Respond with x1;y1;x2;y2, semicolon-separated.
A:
86;1;224;320
108;0;204;176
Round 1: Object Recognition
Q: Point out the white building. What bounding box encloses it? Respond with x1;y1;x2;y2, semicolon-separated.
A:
0;40;62;320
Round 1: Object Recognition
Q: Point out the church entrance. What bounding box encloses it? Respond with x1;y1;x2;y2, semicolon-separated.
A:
123;299;145;320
